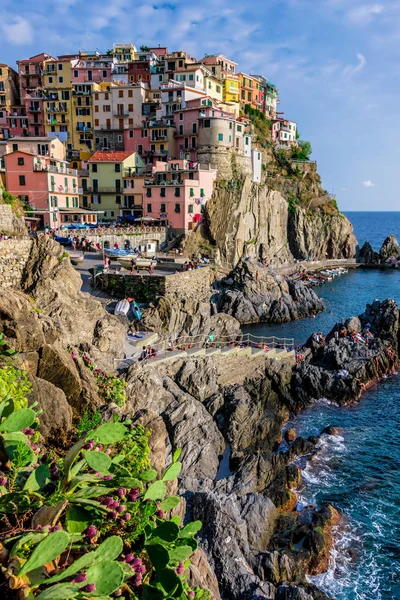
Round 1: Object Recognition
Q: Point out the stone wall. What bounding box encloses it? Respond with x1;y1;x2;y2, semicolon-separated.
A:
0;203;27;235
0;238;33;289
197;146;252;180
97;267;211;303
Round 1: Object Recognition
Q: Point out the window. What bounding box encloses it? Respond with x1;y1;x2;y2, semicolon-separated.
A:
147;203;152;212
190;188;194;197
179;112;183;121
188;204;194;214
118;90;124;98
142;129;148;138
95;118;99;126
62;90;69;100
128;104;133;112
95;105;99;112
192;123;197;134
66;197;69;208
115;163;121;172
105;93;109;100
58;76;64;84
174;203;180;213
128;90;133;98
103;70;107;78
200;188;205;197
160;188;166;197
19;175;26;185
118;135;123;142
189;74;194;81
189;172;194;180
12;143;18;152
216;85;221;93
129;130;134;138
92;164;98;172
48;76;53;83
116;195;121;204
178;124;183;135
218;133;223;141
110;211;115;217
160;202;166;213
74;70;78;78
229;122;233;129
175;188;180;197
241;90;245;100
204;119;211;128
159;75;163;82
237;125;242;132
229;135;232;143
17;157;24;166
103;105;110;112
245;137;249;145
146;188;152;197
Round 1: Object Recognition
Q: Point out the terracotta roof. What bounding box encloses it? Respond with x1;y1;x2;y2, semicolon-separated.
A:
88;151;135;163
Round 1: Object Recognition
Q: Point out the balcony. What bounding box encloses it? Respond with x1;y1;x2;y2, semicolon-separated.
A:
144;180;183;186
114;112;129;117
29;120;42;126
90;186;122;193
46;107;68;113
78;169;89;177
123;168;146;177
76;125;93;132
28;106;41;112
34;164;78;176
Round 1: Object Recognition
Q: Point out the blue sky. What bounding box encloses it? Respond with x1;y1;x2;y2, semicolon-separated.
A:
0;0;397;210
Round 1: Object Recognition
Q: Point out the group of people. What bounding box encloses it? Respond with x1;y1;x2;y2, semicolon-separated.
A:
138;345;157;361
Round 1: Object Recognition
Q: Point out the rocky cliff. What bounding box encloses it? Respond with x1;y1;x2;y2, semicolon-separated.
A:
187;132;356;268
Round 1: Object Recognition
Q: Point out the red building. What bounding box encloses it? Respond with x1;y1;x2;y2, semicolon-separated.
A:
128;61;151;84
17;53;56;137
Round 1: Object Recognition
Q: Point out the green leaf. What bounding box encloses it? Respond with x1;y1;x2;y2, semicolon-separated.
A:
83;450;112;473
23;464;50;492
139;469;158;482
74;486;113;499
179;520;202;538
159;497;180;511
144;480;166;501
145;543;169;570
94;536;123;562
85;560;124;596
156;567;183;595
35;583;80;600
0;408;36;432
65;505;92;534
180;537;198;552
170;516;181;525
63;438;87;483
168;545;193;563
116;477;142;489
172;448;181;463
92;423;127;444
19;531;70;576
3;439;35;467
149;521;180;543
141;585;165;600
162;462;182;482
69;498;109;512
44;552;96;584
0;492;30;514
69;458;86;479
1;431;27;443
10;533;47;558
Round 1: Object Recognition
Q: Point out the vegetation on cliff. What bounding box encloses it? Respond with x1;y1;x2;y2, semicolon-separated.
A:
0;339;210;600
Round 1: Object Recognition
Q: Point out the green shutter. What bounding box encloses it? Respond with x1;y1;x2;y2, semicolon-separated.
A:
66;197;69;208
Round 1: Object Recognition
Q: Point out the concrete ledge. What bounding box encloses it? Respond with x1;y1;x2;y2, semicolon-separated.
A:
128;332;159;349
237;346;252;357
186;348;206;357
220;347;237;356
251;347;265;357
205;348;221;356
264;349;277;359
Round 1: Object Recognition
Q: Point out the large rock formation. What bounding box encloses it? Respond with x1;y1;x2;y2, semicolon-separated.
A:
358;241;379;264
190;147;356;268
379;235;400;261
218;257;324;324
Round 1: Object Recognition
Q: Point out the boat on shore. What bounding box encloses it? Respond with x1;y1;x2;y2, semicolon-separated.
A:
104;248;138;260
68;251;84;263
117;257;155;270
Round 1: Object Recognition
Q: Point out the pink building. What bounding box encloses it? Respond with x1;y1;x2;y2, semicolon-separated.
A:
4;150;97;228
271;116;297;147
17;53;56;137
70;55;113;84
142;159;216;233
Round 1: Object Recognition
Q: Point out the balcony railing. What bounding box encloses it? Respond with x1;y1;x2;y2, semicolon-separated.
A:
90;186;123;193
33;164;78;176
122;168;146;177
76;126;93;132
144;180;184;186
29;120;42;126
46;107;68;113
28;106;41;112
114;112;129;117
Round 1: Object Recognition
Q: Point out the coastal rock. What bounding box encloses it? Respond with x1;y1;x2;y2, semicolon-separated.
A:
0;290;48;353
285;428;297;443
218;257;324;324
238;494;278;548
175;358;218;402
21;235;125;367
187;548;222;600
344;316;362;333
359;241;379;264
379;235;400;261
27;375;73;437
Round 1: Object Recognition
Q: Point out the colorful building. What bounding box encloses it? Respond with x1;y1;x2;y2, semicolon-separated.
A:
4;149;94;228
239;73;262;110
142;159;217;233
87;150;145;221
17;53;56;137
0;64;20;113
271;116;297;146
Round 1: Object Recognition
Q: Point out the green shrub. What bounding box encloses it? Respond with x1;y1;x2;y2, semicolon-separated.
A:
0;344;210;600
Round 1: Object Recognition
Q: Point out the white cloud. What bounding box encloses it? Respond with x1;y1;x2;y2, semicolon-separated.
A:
0;16;34;44
348;3;384;24
343;52;367;78
363;180;377;187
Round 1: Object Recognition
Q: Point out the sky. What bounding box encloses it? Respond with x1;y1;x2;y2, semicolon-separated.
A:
0;0;398;211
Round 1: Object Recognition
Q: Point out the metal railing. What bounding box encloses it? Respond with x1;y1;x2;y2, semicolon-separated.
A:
118;331;295;368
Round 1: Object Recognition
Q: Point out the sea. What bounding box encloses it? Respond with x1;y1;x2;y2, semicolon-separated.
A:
250;212;400;600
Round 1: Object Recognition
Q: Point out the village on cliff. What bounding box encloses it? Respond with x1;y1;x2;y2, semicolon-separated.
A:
0;44;299;233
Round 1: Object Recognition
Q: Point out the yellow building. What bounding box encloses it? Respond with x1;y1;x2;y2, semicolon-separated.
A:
87;150;145;221
111;44;136;63
203;73;224;103
43;58;74;150
0;64;20;112
223;75;240;104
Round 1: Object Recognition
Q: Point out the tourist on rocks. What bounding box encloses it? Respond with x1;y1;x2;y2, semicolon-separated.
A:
138;346;148;361
104;256;110;273
148;262;155;275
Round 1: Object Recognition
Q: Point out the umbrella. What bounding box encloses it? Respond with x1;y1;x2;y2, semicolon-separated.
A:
135;217;160;222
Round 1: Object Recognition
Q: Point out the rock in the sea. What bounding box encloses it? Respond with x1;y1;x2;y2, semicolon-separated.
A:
218;257;324;324
359;241;379;264
379;235;400;261
285;428;297;443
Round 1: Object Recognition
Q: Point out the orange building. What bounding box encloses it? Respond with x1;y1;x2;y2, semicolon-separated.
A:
239;73;263;111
